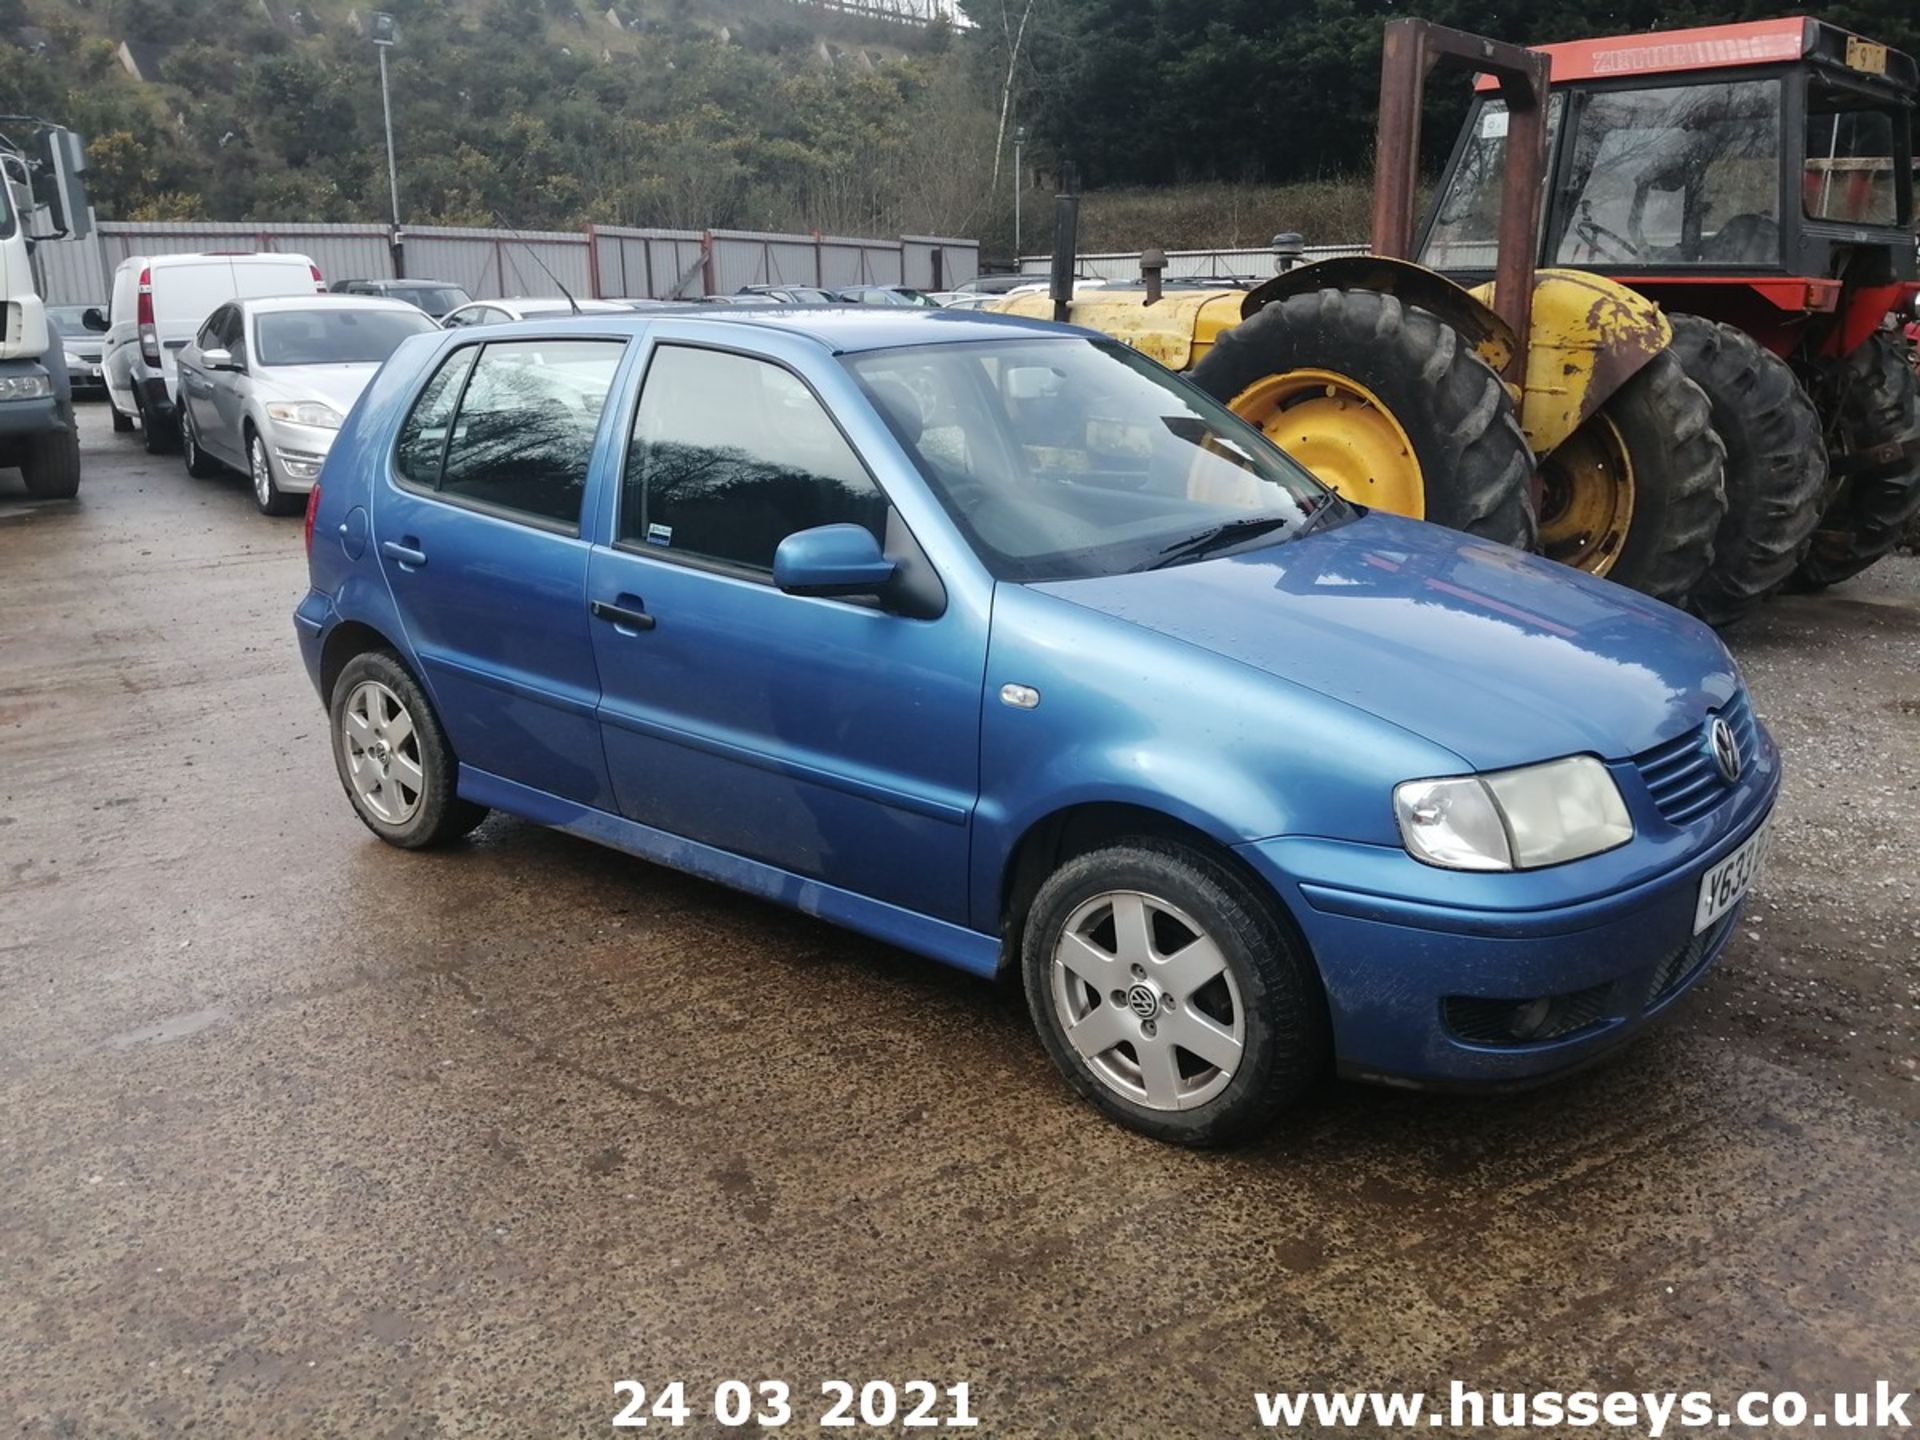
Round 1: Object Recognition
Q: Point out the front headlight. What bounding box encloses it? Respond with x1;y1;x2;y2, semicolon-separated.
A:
1394;756;1633;871
0;372;53;401
265;400;344;430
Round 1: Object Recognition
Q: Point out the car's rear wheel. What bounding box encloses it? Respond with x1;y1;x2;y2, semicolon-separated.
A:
1021;838;1327;1146
139;397;174;455
330;650;488;849
181;409;223;478
248;430;301;516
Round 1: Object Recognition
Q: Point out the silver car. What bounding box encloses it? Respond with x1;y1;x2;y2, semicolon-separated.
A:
176;295;437;514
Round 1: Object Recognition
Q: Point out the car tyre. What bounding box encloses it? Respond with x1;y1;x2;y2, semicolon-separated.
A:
19;429;81;499
248;429;302;516
139;398;175;455
181;409;223;478
329;650;488;849
1021;838;1328;1147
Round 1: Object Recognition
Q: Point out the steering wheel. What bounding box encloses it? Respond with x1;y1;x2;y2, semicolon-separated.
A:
1574;215;1642;263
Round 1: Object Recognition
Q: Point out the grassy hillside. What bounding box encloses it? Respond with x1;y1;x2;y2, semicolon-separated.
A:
1;0;988;236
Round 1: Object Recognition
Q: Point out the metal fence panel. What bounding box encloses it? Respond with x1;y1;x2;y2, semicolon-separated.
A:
901;236;978;291
1017;243;1367;281
29;219;974;308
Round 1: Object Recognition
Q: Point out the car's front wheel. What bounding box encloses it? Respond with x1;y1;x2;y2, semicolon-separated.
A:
329;650;488;849
248;430;301;516
1021;838;1328;1146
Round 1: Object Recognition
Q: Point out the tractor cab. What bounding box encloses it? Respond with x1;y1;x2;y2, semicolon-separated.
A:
1420;18;1918;358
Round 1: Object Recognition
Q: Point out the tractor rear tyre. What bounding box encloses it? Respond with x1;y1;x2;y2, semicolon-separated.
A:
1545;351;1725;605
1795;332;1920;589
1190;288;1536;550
19;429;81;499
1667;316;1827;627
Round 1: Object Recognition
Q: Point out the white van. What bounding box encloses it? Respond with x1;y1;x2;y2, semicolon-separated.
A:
101;252;324;451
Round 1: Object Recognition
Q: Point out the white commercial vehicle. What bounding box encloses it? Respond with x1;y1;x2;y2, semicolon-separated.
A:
101;251;326;453
0;115;90;499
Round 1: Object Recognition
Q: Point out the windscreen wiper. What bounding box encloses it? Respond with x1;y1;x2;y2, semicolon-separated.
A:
1136;513;1302;570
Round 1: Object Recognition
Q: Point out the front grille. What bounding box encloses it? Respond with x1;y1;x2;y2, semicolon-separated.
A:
1648;912;1735;1002
1632;689;1756;826
1443;982;1613;1047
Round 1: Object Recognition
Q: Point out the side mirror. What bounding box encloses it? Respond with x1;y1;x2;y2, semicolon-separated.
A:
201;347;236;371
81;307;108;333
773;524;896;599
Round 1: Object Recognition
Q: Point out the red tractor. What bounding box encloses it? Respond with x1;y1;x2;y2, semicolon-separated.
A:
1420;18;1920;623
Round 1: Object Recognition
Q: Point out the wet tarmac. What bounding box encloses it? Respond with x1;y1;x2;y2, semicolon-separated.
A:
2;406;1916;1436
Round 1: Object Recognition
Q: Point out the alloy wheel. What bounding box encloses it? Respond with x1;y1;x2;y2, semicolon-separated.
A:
1049;890;1246;1111
339;679;425;825
250;436;273;508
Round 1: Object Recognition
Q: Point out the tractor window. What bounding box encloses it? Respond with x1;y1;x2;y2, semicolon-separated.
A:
1422;96;1564;271
1804;100;1900;226
1552;80;1783;268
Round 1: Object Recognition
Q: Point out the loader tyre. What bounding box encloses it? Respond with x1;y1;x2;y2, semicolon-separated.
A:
1191;288;1536;549
1667;316;1826;627
1795;332;1920;589
1554;350;1725;604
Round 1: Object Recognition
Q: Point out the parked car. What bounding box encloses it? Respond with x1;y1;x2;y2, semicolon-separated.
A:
295;308;1779;1147
736;284;837;304
329;278;474;318
177;295;437;515
102;251;325;452
45;304;107;396
833;284;939;307
954;273;1044;295
440;296;632;328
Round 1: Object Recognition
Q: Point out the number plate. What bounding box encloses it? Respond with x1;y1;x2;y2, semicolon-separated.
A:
1846;37;1888;76
1694;820;1771;934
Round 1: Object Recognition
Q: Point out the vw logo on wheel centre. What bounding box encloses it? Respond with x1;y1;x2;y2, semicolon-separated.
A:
1126;984;1159;1019
1710;717;1741;784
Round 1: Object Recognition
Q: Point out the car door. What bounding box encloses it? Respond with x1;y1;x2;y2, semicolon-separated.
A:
585;340;989;925
177;305;228;445
210;305;255;458
375;335;631;810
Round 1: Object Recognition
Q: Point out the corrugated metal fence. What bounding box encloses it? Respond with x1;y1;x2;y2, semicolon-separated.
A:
30;220;980;305
1017;243;1368;282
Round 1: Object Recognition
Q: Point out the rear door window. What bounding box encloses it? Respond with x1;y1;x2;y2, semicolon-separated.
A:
394;339;624;531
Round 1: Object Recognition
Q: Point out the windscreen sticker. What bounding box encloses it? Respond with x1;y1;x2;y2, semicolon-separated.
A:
646;523;673;547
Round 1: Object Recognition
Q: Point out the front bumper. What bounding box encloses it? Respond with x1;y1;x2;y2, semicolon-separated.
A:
259;416;338;495
1238;749;1780;1088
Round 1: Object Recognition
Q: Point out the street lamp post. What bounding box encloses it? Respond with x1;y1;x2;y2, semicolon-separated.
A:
1012;124;1027;259
370;11;404;277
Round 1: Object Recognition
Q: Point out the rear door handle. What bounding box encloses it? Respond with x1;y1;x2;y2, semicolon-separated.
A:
590;598;656;632
381;539;427;569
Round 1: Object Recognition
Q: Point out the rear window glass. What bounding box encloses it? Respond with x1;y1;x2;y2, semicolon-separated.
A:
254;308;436;367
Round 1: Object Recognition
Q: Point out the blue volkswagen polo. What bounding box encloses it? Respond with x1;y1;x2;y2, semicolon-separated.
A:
294;307;1778;1146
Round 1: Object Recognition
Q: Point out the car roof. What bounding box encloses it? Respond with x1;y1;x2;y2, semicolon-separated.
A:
465;304;1082;355
239;294;425;316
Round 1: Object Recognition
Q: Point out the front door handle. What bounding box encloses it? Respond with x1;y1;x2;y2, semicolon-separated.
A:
381;539;427;569
590;598;656;632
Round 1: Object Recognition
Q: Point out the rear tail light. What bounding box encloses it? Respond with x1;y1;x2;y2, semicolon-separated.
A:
303;482;322;557
311;263;325;291
136;267;160;368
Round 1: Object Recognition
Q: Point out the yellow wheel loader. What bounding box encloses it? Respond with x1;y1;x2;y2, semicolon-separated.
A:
996;20;1729;605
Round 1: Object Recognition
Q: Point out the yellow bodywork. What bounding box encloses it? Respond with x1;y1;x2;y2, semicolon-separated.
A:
990;288;1245;372
990;266;1670;462
1469;269;1672;457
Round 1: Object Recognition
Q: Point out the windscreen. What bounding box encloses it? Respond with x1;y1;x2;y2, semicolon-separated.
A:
845;337;1334;582
386;284;472;317
1422;96;1564;271
254;308;437;367
1552;79;1783;266
1805;91;1903;226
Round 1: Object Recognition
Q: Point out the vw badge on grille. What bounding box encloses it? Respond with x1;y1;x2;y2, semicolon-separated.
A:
1710;717;1741;783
